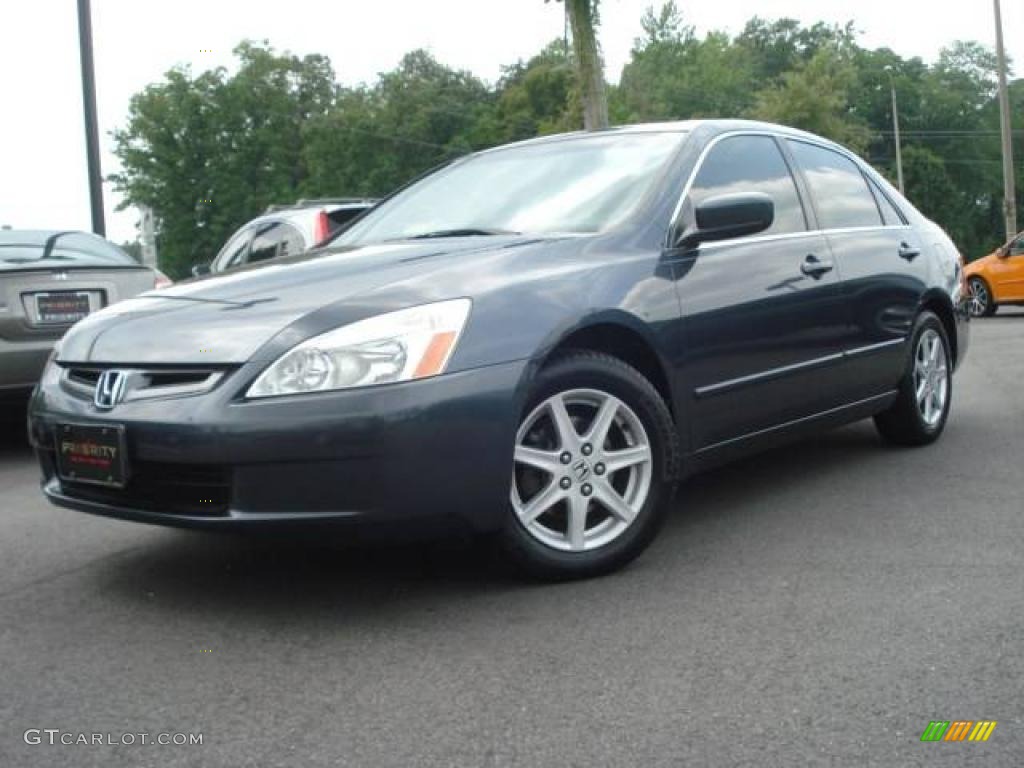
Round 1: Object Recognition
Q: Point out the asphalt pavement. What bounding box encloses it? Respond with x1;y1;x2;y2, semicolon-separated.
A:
1;312;1023;767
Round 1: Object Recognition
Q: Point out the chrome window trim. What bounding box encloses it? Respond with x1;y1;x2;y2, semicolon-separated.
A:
666;129;909;250
694;224;914;253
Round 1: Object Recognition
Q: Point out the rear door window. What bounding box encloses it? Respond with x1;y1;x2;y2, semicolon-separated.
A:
689;135;807;236
787;141;883;230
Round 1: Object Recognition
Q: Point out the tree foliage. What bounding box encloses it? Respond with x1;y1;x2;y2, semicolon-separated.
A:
112;7;1021;277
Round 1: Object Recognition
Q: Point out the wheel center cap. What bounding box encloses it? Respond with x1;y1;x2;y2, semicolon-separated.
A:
571;459;591;483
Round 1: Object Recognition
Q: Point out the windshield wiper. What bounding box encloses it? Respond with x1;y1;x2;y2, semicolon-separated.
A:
405;228;521;240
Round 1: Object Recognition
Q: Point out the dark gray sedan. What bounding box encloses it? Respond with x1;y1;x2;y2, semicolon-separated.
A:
28;121;968;579
1;230;168;401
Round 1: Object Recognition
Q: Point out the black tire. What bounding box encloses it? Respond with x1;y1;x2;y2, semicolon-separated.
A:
500;350;679;580
874;311;953;447
968;276;998;317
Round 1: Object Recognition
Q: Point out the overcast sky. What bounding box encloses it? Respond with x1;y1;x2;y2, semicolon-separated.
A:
2;0;1022;245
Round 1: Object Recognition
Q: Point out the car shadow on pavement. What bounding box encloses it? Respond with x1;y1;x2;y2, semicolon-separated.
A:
666;421;885;532
87;421;887;624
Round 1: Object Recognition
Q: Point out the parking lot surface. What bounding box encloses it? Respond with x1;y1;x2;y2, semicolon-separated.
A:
1;313;1023;767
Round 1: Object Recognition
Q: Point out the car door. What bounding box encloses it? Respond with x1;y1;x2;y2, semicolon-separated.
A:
786;139;926;400
672;133;851;450
988;233;1024;302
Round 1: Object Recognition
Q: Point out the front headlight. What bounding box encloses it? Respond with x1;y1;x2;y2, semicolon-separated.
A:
246;298;472;398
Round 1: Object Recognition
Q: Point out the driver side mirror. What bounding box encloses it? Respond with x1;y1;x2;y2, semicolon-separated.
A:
675;192;775;250
191;262;212;277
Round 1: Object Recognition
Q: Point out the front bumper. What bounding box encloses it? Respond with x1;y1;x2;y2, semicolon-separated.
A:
29;360;528;533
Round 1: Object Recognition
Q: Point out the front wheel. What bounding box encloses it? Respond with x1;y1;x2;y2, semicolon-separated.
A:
501;351;679;580
874;311;952;446
967;276;997;317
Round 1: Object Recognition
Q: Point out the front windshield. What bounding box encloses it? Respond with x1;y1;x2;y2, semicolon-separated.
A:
334;131;686;245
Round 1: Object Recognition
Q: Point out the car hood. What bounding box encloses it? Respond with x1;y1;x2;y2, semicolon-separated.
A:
58;237;543;364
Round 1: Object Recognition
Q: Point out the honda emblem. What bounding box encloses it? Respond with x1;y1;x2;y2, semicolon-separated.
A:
94;370;128;410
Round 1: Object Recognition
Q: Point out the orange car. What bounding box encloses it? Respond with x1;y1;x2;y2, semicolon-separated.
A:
965;231;1024;316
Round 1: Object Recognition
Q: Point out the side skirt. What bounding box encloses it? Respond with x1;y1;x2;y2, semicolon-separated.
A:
684;391;898;476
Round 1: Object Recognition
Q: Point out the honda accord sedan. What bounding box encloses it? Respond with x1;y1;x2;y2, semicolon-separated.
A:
28;121;969;579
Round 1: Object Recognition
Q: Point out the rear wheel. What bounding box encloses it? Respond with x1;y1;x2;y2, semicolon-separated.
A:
501;351;678;580
967;276;997;317
874;311;952;446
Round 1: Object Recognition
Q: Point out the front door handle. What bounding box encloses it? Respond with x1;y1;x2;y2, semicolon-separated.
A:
800;254;834;279
898;242;921;261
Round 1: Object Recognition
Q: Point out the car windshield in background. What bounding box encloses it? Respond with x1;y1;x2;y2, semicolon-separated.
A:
0;231;138;271
333;131;687;246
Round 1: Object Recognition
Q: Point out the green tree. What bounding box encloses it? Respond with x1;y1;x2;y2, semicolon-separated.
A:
737;18;855;83
618;4;754;121
301;50;494;198
111;42;338;278
494;41;577;141
751;45;870;152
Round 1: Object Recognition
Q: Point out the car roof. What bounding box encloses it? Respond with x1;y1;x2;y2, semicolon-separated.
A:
473;119;849;155
263;199;377;215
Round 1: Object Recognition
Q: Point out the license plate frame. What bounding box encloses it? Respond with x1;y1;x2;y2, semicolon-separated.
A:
35;291;92;325
55;422;128;488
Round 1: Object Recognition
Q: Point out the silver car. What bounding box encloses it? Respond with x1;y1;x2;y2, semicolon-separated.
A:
193;199;377;276
0;230;168;398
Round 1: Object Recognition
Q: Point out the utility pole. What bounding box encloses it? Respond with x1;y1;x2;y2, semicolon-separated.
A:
994;0;1017;239
140;206;158;267
885;66;905;195
76;0;106;236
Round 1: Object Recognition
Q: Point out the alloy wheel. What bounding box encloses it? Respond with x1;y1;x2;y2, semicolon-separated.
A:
967;279;989;317
913;329;949;428
511;388;653;552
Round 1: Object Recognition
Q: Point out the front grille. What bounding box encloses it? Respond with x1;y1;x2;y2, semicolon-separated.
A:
60;365;229;403
49;451;231;517
66;368;101;388
145;370;214;387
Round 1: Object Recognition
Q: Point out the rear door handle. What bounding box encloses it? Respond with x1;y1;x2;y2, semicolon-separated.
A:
800;254;834;279
898;242;921;261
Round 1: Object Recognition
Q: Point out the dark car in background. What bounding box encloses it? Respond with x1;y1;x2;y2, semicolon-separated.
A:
28;121;968;579
0;230;169;402
193;198;377;276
